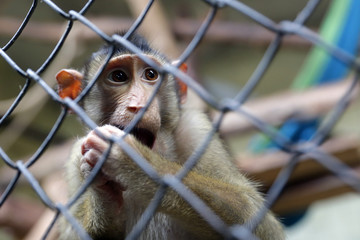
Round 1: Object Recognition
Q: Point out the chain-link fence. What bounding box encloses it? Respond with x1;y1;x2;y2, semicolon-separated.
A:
1;0;359;239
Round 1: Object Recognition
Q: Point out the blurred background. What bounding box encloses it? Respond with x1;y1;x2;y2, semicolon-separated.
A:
0;0;359;239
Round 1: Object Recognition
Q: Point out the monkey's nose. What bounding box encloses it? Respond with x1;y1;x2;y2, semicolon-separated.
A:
127;106;143;113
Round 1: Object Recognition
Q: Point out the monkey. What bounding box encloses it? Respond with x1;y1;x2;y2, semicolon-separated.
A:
56;32;285;240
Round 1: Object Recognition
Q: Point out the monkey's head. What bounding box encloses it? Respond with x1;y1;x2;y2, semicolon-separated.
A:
56;32;187;149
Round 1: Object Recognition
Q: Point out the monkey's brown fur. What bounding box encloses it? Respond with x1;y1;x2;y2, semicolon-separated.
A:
57;33;285;240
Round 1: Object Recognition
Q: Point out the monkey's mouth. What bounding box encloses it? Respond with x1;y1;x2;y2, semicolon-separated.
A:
116;125;156;149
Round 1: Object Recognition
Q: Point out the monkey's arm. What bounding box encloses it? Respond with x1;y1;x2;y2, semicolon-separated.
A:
87;125;284;240
127;145;283;240
165;169;285;240
60;139;126;239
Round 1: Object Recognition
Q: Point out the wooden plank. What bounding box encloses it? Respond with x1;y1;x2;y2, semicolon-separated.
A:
216;80;359;136
271;166;360;214
236;136;360;214
237;136;360;187
0;16;311;47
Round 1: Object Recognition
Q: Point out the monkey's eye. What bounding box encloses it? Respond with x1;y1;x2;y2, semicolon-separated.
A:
143;68;159;81
108;70;129;83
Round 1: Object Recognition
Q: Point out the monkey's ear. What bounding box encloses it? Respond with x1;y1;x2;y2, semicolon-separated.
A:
172;61;188;104
56;69;83;100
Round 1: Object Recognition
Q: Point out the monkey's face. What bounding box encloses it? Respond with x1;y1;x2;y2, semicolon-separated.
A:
56;49;187;150
84;54;165;149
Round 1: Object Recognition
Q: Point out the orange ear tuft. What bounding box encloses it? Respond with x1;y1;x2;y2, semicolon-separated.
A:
172;62;188;104
56;69;83;100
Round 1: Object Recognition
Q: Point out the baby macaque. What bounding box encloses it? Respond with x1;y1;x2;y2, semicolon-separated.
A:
56;32;284;240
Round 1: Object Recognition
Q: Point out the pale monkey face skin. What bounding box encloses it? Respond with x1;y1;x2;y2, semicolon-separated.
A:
56;33;285;240
79;47;184;152
88;54;162;149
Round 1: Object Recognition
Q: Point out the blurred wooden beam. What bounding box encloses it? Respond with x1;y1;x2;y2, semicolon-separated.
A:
173;18;312;47
125;0;179;58
215;79;359;136
0;16;133;43
0;16;312;47
236;135;360;214
272;167;360;214
238;136;360;186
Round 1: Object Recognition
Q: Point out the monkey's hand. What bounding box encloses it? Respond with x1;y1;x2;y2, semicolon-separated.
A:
80;125;131;205
61;125;129;239
80;125;160;201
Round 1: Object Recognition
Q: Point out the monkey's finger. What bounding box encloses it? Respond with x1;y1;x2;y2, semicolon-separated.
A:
99;125;125;137
82;131;109;155
81;149;102;168
81;150;119;188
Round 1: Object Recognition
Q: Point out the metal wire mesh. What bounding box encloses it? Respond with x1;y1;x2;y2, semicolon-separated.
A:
0;0;359;239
